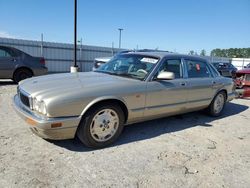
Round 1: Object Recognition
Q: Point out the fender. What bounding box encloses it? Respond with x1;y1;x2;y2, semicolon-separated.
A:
12;66;33;78
80;95;128;116
212;79;231;100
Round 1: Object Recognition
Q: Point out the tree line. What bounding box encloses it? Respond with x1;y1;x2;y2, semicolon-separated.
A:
210;48;250;58
188;48;250;58
188;49;206;56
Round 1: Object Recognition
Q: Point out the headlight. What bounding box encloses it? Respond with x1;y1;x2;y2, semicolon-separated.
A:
32;98;47;115
39;101;47;115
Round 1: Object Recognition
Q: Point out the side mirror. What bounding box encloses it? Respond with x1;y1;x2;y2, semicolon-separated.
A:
156;71;175;80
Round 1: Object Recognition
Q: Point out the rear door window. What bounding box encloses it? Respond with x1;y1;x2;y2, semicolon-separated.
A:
185;60;211;78
0;49;11;58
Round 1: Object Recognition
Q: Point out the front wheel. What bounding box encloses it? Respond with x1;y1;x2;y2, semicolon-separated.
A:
207;91;226;117
77;104;125;148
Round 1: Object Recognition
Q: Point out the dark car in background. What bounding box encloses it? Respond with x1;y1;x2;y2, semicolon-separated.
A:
0;46;47;83
211;62;237;77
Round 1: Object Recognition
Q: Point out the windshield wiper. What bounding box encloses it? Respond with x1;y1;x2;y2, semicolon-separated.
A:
114;73;142;80
95;70;142;80
94;70;115;75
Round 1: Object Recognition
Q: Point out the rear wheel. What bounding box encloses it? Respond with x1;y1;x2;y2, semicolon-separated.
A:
13;68;32;83
207;91;226;117
77;104;125;148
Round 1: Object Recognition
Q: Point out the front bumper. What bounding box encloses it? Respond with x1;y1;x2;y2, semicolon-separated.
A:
236;87;250;98
227;92;236;101
13;95;81;140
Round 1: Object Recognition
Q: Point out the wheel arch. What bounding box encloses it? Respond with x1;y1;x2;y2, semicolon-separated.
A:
214;89;228;101
13;66;34;79
80;97;129;124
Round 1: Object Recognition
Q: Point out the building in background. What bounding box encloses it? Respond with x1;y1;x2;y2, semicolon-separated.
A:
0;37;249;72
0;37;121;72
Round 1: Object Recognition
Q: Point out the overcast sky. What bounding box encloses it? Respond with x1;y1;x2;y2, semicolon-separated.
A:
0;0;249;54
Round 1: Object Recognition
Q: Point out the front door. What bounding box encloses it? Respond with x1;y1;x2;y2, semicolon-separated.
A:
145;58;188;118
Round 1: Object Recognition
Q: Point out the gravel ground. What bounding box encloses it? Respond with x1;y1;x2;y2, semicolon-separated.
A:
0;79;250;188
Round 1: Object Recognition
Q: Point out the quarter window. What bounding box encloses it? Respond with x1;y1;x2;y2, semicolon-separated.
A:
186;60;211;78
157;59;182;79
209;63;220;77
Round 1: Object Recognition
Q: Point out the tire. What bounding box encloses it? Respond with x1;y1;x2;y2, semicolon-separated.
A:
77;104;125;148
13;69;32;83
207;91;226;117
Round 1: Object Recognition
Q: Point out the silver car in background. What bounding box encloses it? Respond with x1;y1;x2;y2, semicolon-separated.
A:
13;51;235;148
92;57;111;71
0;46;47;83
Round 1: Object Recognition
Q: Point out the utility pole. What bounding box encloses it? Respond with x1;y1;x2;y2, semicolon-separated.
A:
111;42;114;56
71;0;78;73
78;38;82;71
118;28;123;49
40;33;44;57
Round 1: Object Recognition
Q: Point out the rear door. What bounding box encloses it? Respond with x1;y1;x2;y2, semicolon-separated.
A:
145;58;188;118
184;59;215;109
0;48;16;78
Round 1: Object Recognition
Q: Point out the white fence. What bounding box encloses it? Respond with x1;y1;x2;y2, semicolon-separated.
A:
0;37;121;72
230;58;250;70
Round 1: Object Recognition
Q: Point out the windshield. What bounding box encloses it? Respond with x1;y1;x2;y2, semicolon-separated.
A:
94;54;159;80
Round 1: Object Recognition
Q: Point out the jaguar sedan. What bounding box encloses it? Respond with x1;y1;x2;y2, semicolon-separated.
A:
14;51;235;148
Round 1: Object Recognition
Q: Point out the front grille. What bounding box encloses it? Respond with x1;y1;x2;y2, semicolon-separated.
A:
19;91;30;108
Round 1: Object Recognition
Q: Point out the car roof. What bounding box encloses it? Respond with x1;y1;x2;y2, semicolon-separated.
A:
0;45;31;57
0;45;17;51
121;51;208;62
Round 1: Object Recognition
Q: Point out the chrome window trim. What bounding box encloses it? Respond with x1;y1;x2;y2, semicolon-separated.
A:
181;58;188;79
207;63;220;77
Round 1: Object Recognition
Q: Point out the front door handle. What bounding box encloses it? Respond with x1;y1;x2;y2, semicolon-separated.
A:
180;82;186;86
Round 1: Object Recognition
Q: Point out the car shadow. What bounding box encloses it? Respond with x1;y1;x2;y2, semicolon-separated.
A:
49;102;248;152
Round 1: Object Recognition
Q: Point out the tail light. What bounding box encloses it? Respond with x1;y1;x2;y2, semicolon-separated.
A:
40;58;46;65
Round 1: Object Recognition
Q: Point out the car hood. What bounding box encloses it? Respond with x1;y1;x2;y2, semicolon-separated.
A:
19;72;140;99
236;68;250;74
